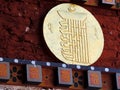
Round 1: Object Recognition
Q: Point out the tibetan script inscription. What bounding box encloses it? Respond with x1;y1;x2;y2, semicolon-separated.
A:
43;3;104;66
58;11;89;64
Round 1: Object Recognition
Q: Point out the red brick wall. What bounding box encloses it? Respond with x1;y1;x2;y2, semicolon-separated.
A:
0;0;120;68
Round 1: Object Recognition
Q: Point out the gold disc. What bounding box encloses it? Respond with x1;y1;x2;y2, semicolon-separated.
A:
43;3;104;66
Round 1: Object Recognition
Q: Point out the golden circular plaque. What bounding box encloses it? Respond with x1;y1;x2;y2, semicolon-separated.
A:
43;3;104;66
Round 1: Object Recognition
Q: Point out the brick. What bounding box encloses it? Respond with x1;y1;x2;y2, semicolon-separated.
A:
87;70;102;89
58;67;73;86
26;64;42;83
0;62;10;81
116;73;120;90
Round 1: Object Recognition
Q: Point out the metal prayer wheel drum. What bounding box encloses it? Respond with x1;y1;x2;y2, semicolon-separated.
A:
43;3;104;66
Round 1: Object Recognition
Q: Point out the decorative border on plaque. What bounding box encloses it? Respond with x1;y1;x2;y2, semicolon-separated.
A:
87;70;102;89
0;57;120;73
0;62;10;81
102;0;115;5
26;64;42;83
58;67;73;86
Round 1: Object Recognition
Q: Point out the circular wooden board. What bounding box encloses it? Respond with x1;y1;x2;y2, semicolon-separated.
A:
43;3;104;66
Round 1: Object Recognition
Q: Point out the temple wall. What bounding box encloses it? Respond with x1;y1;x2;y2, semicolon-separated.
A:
0;0;120;90
0;0;120;68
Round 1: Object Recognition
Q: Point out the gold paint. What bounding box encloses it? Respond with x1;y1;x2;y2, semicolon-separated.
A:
58;11;89;64
94;28;99;39
68;4;76;12
43;3;104;66
48;23;53;33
